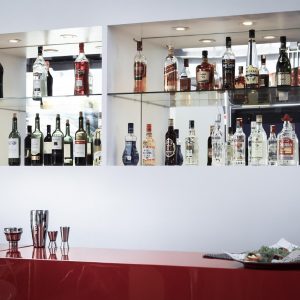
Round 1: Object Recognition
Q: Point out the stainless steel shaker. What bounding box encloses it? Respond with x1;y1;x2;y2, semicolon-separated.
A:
30;210;49;248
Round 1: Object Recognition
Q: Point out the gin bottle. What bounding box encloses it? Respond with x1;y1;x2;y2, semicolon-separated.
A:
185;120;199;165
212;114;224;166
142;124;155;166
247;121;256;165
268;125;277;166
226;127;234;166
233;118;246;166
122;123;139;166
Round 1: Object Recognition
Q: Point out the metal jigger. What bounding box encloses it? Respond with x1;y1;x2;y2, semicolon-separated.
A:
48;231;58;249
60;226;70;249
4;228;22;250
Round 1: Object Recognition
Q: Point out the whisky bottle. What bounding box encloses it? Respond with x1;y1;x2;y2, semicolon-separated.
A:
207;125;214;166
164;46;178;92
122;123;139;166
180;58;191;91
142;124;156;166
134;40;147;92
259;55;269;87
246;30;259;89
233;118;246;166
222;36;235;90
196;50;214;91
276;36;291;88
226;127;234;166
52;114;64;166
86;119;93;166
212;114;224;166
268;125;277;166
75;111;87;166
31;113;44;166
185;120;199;165
8;113;21;166
165;118;177;165
43;125;52;166
93;127;102;166
24;125;32;166
33;46;47;100
64;120;73;166
247;121;256;166
74;43;89;95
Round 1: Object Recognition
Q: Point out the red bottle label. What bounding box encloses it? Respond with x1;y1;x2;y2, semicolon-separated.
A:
279;138;294;156
75;61;89;95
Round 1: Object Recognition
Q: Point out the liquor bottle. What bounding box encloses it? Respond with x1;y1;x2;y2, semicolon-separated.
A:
52;114;64;166
246;29;259;89
185;120;199;165
74;43;89;95
142;124;156;166
207;125;214;166
212;114;224;166
64;119;73;166
292;123;299;165
165;119;177;165
24;125;32;166
213;63;221;90
86;119;93;166
44;125;52;166
33;46;47;100
31;113;44;166
8;113;21;166
247;121;256;166
259;55;269;87
0;61;3;98
276;36;291;88
134;40;147;92
74;111;87;166
233;118;246;166
45;61;53;96
164;46;178;92
180;58;191;91
196;50;214;91
250;115;268;166
226;127;234;166
93;127;102;166
222;36;235;90
277;114;297;166
235;66;245;88
122;123;139;166
268;125;277;166
174;129;183;166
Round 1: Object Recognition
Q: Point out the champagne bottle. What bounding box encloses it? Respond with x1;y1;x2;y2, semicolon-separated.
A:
8;113;21;166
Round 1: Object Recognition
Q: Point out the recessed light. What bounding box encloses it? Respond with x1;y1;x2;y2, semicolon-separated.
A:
242;21;253;26
60;34;78;39
264;35;276;40
43;48;59;52
173;26;189;31
199;39;216;43
9;39;21;43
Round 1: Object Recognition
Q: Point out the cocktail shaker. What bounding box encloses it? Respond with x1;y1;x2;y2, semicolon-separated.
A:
30;210;49;248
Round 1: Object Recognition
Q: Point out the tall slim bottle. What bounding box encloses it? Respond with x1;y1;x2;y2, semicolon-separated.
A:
268;125;277;166
33;46;47;100
134;40;147;92
64;120;73;166
86;119;93;166
175;129;183;166
74;112;87;166
185;120;199;165
246;29;259;89
233;118;246;166
142;124;155;166
0;61;3;98
74;43;89;95
43;125;52;166
165;118;177;165
8;113;21;166
226;127;234;166
207;125;214;166
31;113;44;166
212;114;224;166
164;46;178;91
24;125;32;166
276;36;291;88
222;36;235;89
93;127;102;166
52;114;64;166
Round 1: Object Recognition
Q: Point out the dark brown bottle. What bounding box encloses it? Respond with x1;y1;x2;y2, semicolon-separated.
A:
196;50;214;91
165;118;177;165
0;61;3;98
24;125;32;166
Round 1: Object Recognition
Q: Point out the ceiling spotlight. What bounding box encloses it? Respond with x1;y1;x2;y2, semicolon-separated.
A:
173;26;189;31
264;35;276;40
60;34;78;39
9;39;21;43
199;39;216;43
242;21;253;26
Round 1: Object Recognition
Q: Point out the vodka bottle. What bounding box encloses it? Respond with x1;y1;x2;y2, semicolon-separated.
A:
268;125;277;166
212;114;224;166
185;120;199;165
226;127;234;166
248;121;256;165
233;118;246;166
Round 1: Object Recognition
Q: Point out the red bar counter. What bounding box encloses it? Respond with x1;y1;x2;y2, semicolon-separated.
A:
0;246;299;300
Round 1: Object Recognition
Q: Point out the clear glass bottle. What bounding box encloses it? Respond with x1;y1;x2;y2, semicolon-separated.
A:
276;36;291;88
31;113;44;166
250;115;268;166
259;55;269;87
222;36;235;90
44;125;52;166
226;127;234;166
165;118;177;165
233;118;246;166
185;120;198;165
86;119;93;166
8;113;21;166
246;29;259;89
93;127;102;166
247;121;256;165
235;66;245;89
134;40;147;92
292;123;299;165
268;125;277;166
164;46;178;92
196;50;214;91
175;129;183;166
142;124;156;166
74;111;87;166
212;114;224;166
180;58;191;91
277;114;297;166
74;43;89;95
24;125;32;166
122;123;139;166
64;119;73;166
207;125;214;166
52;114;64;166
213;63;221;90
33;46;47;100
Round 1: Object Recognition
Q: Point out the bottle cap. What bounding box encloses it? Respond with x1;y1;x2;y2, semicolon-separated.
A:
56;114;60;118
79;111;83;117
146;123;152;132
168;118;174;126
47;125;51;131
261;55;266;64
226;37;231;48
238;66;243;73
13;113;17;118
282;114;292;122
38;46;43;55
137;40;143;51
174;129;179;138
256;114;262;123
66;119;69;124
36;113;39;118
280;36;286;44
189;120;194;129
128;123;134;133
202;50;208;58
249;29;255;39
79;43;84;52
183;58;189;67
27;125;32;133
236;117;243;126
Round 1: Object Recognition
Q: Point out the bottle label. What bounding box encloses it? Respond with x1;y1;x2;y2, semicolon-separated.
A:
208;147;212;159
196;70;210;83
33;73;42;91
8;138;19;158
142;147;155;160
52;136;62;150
251;141;263;158
246;65;259;85
164;63;177;90
186;149;193;158
75;79;83;88
222;59;235;89
259;75;269;87
44;142;52;154
93;150;101;166
165;138;175;158
64;144;71;158
31;138;40;155
268;141;277;162
74;140;86;157
234;138;245;162
277;72;291;86
226;143;233;165
134;62;146;80
87;142;92;155
279;138;294;159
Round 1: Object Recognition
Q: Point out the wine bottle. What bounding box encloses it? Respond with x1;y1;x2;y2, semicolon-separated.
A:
31;113;44;166
246;29;259;89
165;118;177;165
134;40;147;92
24;125;32;166
64;119;73;166
75;111;87;166
74;43;89;95
122;123;139;166
276;36;291;89
93;127;101;166
33;46;47;100
8;113;21;166
86;119;93;166
44;125;52;166
52;114;64;166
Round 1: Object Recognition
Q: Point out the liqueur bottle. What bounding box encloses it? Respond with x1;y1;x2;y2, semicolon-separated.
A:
268;125;277;166
246;29;259;89
134;40;147;92
74;43;89;95
222;36;235;89
247;121;257;166
233;118;246;166
226;127;234;166
165;118;177;165
175;129;183;166
44;125;52;166
33;46;47;100
0;60;3;98
196;50;214;91
164;46;178;92
212;114;224;166
185;120;199;165
24;125;32;166
250;115;268;166
207;125;214;166
74;112;87;166
64;120;73;166
235;66;245;88
276;36;291;88
52;114;64;166
86;119;93;166
180;58;191;91
31;113;44;166
259;55;269;87
122;123;139;166
142;124;156;166
8;113;21;166
93;127;102;166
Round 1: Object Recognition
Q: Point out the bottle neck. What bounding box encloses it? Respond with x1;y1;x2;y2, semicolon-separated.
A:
66;124;70;136
79;117;84;130
12;118;17;131
35;118;40;131
56;118;61;130
189;128;195;136
146;131;152;138
86;124;91;135
202;57;208;63
47;127;51;136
